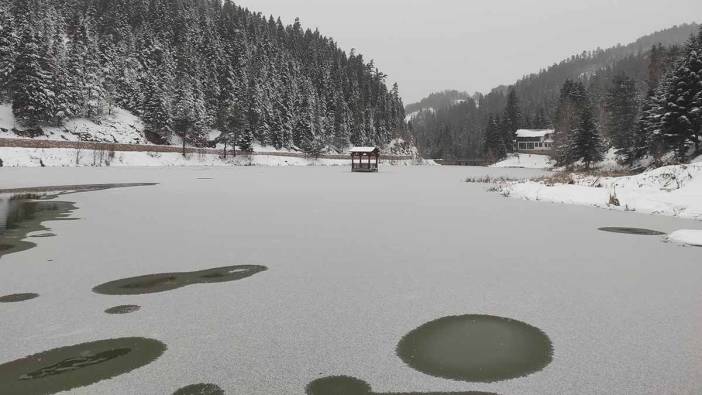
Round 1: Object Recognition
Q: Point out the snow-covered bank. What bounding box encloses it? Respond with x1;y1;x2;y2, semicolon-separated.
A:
667;230;702;246
491;154;554;169
0;147;426;168
499;162;702;220
1;104;148;145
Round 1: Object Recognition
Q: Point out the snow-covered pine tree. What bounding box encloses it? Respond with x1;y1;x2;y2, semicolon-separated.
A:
502;89;522;152
11;26;54;128
569;104;605;170
0;6;17;102
484;114;506;162
43;22;69;125
553;80;590;166
172;84;195;155
604;74;640;164
657;35;702;161
237;125;254;152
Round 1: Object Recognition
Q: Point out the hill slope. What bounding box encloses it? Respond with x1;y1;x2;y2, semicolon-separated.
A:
0;0;406;154
409;23;699;159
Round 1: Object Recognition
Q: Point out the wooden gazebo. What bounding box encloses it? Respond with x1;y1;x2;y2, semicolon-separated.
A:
350;147;380;172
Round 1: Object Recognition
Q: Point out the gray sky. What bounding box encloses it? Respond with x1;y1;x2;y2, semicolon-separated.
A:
233;0;701;104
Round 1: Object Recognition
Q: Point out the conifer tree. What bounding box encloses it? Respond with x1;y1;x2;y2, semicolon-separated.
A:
604;74;639;164
12;27;53;127
483;114;506;162
0;6;17;102
657;35;702;160
553;80;589;166
569;104;605;169
502;88;522;152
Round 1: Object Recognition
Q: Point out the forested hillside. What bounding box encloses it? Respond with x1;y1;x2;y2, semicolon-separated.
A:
405;90;470;115
0;0;406;154
410;23;700;161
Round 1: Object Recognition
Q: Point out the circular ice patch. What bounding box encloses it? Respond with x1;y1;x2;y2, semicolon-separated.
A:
599;227;665;236
0;337;166;394
397;315;553;383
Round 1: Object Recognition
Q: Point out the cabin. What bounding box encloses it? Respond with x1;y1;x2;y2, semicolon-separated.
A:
350;147;380;172
515;129;554;152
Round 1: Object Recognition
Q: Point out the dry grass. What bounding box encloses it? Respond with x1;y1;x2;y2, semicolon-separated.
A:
533;169;637;187
465;175;525;184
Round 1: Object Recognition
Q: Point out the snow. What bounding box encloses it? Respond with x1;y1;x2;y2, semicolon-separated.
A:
491;154;554;169
0;166;700;395
404;108;435;123
1;104;148;145
350;146;379;153
667;229;702;246
0;104;15;131
515;129;553;138
501;162;702;220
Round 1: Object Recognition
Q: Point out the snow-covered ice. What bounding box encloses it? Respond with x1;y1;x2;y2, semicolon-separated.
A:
491;153;554;169
0;166;701;394
668;230;702;246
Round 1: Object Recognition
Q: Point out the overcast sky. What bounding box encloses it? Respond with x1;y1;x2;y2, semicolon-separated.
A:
233;0;701;104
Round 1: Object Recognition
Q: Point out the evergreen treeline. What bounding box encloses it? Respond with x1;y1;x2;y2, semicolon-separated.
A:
411;23;701;163
0;0;406;153
405;90;471;115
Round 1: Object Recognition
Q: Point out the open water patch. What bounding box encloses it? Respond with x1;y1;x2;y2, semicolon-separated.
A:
105;305;141;315
598;227;666;236
0;183;156;259
0;337;166;394
0;293;39;303
93;265;268;296
305;376;497;395
0;198;77;259
173;383;225;395
396;315;553;383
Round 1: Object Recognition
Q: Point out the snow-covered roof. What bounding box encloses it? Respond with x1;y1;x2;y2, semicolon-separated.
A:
516;129;554;138
350;147;379;153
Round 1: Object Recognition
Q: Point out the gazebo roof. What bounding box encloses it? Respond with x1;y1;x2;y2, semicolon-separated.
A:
350;147;380;153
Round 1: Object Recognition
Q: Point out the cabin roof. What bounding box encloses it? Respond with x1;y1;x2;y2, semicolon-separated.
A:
516;129;554;138
350;146;379;153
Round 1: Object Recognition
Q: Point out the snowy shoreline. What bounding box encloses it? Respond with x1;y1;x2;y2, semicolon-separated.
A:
495;161;702;222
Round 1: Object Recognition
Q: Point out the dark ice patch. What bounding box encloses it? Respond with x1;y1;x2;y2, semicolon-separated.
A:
0;293;39;303
0;337;166;394
93;265;268;296
306;376;497;395
105;305;141;315
396;315;553;383
599;227;666;236
173;383;225;395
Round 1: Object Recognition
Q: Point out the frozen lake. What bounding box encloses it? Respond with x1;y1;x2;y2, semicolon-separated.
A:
1;166;701;394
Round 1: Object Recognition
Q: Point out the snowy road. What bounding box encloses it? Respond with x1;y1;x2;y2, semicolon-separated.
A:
1;166;701;394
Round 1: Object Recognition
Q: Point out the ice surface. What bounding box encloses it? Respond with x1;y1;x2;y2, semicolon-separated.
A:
668;229;702;246
0;166;700;394
491;154;554;169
